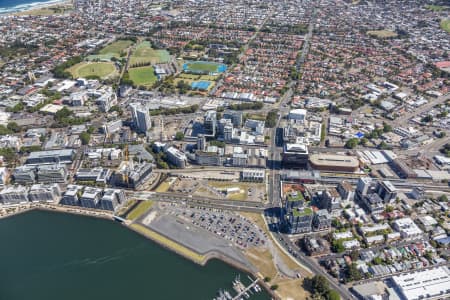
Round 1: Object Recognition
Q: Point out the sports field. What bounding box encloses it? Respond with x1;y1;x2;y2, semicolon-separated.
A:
183;61;227;74
87;40;133;61
174;78;215;92
128;66;157;88
191;81;211;90
86;54;116;61
100;40;133;55
426;5;449;12
67;62;117;79
441;19;450;33
367;30;398;38
129;41;171;66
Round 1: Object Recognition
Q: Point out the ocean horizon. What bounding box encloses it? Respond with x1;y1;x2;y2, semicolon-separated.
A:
0;0;67;15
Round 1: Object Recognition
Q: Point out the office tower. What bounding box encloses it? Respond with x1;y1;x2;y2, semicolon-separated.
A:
130;103;151;134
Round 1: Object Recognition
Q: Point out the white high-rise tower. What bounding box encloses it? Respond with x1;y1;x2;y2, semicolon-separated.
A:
130;103;151;134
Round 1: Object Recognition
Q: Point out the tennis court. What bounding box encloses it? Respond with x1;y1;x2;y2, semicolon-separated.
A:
191;81;211;90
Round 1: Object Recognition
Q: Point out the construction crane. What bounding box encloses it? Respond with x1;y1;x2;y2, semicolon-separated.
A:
122;144;129;185
103;128;110;146
160;117;165;141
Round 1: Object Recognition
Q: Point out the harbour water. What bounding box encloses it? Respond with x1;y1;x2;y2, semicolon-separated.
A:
0;210;271;300
0;0;66;15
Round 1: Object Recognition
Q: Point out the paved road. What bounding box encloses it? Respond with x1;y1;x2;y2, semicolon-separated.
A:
264;8;355;299
318;174;450;192
116;42;134;87
266;4;316;208
128;191;265;213
387;93;450;126
261;8;356;299
404;135;450;156
296;8;316;72
155;166;245;174
273;231;354;300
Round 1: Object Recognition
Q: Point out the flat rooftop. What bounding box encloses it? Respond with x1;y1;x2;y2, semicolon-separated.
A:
28;149;74;159
392;266;450;300
309;153;359;168
284;143;308;154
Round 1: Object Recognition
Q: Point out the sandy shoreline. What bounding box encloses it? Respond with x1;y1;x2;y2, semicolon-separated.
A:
0;0;72;16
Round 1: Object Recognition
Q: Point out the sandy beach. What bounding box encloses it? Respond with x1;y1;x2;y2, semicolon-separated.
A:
0;0;72;16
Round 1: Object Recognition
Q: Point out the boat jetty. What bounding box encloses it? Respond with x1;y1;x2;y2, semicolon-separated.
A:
213;275;262;300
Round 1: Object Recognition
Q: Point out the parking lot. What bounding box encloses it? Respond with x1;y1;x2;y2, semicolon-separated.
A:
163;203;268;249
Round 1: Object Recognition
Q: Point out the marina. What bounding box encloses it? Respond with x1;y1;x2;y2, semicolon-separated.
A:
0;210;271;300
214;275;264;300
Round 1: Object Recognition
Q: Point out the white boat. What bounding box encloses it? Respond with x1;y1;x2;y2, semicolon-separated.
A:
216;290;226;300
224;290;232;300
